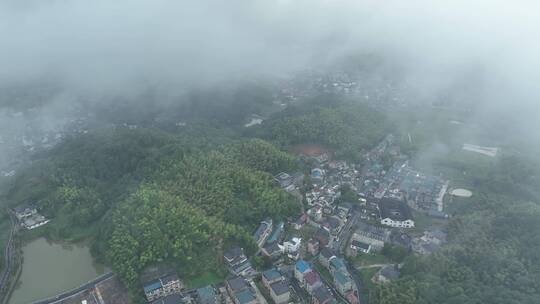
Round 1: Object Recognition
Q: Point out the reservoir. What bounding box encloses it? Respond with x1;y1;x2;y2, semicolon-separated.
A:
9;238;106;304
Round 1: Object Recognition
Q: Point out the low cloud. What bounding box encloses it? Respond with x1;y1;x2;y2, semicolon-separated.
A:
0;0;538;138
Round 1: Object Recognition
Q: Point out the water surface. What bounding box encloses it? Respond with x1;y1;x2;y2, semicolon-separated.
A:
9;238;106;304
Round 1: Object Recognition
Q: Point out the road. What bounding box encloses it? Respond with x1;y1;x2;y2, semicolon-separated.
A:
316;269;350;304
32;272;113;304
332;212;359;253
0;210;16;298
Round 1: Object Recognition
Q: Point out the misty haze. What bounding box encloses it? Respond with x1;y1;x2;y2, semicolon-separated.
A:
0;1;539;304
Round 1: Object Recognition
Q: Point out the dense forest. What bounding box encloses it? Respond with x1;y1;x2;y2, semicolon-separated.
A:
252;97;391;160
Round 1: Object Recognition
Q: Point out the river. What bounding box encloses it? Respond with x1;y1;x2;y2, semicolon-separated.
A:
9;238;107;304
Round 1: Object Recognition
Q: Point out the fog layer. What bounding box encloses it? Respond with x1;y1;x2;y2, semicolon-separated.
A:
0;0;539;137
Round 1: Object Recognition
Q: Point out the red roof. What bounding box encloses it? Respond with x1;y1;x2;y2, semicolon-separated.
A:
304;270;321;286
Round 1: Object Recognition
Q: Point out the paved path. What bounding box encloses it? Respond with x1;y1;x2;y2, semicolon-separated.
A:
355;263;392;270
0;210;16;297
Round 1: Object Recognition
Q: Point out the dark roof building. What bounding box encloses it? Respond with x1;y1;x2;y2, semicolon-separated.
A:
224;247;253;275
227;276;249;293
261;241;282;258
379;198;415;228
196;285;217;304
234;289;257;304
253;219;273;246
269;280;289;296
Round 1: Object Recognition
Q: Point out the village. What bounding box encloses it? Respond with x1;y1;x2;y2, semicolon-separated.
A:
136;133;453;304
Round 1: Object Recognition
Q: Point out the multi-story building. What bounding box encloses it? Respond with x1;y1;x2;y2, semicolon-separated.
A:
143;273;182;302
224;247;253;275
269;280;290;304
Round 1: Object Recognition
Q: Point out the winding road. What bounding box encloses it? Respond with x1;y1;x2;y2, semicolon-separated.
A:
0;210;16;299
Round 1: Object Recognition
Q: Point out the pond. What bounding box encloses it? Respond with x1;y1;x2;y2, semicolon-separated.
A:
9;238;107;304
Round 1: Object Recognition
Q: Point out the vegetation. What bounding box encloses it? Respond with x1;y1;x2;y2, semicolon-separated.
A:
3;126;301;294
255;97;391;160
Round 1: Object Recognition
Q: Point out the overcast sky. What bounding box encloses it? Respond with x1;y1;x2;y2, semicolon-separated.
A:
0;0;539;134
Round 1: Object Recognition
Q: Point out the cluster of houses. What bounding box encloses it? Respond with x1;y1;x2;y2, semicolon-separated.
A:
305;159;417;231
138;133;452;304
13;204;50;230
225;276;259;304
362;159;448;220
349;222;390;255
254;219;301;261
382;161;448;215
142;273;263;304
318;250;359;304
261;269;291;304
294;259;337;304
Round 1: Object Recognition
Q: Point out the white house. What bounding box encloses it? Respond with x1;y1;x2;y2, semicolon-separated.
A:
379;198;415;228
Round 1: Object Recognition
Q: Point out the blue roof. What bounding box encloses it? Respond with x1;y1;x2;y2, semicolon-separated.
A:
143;279;162;294
311;169;323;178
295;260;310;273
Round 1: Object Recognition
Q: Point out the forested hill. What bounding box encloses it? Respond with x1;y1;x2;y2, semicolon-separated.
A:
251;98;391;160
2;98;391;297
3;127;300;290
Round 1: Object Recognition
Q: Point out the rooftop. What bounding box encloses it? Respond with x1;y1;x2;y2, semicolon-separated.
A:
267;221;284;243
234;289;256;304
254;222;270;241
262;269;282;282
333;271;352;286
143;279;162;294
263;241;281;255
295;260;311;273
329;257;346;270
351;240;371;251
379;198;413;221
304;271;321;286
197;285;216;304
270;280;289;296
227;276;248;292
224;247;244;261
